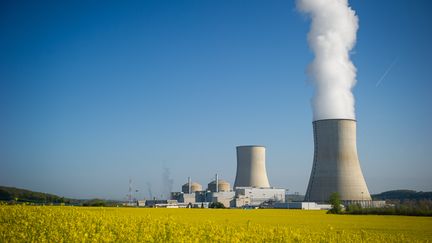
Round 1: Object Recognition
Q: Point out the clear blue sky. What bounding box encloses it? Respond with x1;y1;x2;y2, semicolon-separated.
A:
1;0;431;200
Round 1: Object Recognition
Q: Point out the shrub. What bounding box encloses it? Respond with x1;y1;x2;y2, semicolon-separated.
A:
328;192;342;214
209;202;225;208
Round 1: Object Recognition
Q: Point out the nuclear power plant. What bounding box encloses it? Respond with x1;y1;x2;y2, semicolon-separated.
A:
166;145;287;208
304;119;372;203
141;124;381;208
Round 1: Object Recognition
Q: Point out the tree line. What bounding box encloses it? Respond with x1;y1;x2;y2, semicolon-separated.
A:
328;192;432;216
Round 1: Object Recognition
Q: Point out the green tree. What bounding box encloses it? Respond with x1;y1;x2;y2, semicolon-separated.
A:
328;192;342;214
209;202;225;208
83;199;106;207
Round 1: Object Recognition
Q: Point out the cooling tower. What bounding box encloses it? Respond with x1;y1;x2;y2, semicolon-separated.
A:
234;145;270;188
304;119;371;202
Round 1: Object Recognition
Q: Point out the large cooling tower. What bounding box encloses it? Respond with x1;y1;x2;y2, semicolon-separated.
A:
304;119;371;202
234;145;270;188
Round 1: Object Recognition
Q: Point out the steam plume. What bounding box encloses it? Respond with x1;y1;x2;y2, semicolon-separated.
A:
297;0;359;121
162;167;173;199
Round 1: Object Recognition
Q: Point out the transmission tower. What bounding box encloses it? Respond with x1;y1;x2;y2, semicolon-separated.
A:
128;178;132;205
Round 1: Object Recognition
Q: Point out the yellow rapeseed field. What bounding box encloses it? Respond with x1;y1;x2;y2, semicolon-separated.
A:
1;205;431;242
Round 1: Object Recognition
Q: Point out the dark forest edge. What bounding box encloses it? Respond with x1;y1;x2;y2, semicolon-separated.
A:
372;190;432;201
0;186;121;207
328;192;432;216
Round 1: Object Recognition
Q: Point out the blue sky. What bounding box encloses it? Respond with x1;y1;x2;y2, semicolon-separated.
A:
1;0;431;200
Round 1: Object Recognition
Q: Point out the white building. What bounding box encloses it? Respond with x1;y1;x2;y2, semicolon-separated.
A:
206;191;235;208
274;202;331;210
234;187;285;207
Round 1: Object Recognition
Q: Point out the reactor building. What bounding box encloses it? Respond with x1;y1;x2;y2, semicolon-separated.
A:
181;177;202;194
304;119;372;203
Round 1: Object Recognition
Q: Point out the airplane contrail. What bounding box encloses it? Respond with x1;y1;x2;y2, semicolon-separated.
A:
376;57;398;87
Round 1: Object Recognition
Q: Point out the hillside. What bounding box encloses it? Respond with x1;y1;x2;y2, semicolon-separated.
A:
0;186;122;206
372;190;432;201
0;186;67;203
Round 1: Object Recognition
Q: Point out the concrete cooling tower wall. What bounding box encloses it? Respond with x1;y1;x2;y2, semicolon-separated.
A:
234;145;270;188
305;119;371;203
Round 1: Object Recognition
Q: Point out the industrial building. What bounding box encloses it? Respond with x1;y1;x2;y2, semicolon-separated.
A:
304;119;372;203
171;172;284;208
274;202;332;210
207;176;230;192
171;175;234;206
204;175;235;207
234;187;285;207
206;191;235;208
181;178;202;194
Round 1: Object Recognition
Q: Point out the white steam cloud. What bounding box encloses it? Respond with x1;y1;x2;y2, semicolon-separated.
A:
297;0;359;121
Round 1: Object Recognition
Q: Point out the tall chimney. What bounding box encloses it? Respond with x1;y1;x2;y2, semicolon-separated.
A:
305;119;371;202
215;174;219;193
234;145;270;188
188;177;192;194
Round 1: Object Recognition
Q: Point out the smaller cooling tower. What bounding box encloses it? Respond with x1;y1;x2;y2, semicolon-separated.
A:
234;145;270;188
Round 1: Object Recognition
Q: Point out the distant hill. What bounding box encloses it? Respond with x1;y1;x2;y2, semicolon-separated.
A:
0;186;67;203
0;186;121;206
372;190;432;201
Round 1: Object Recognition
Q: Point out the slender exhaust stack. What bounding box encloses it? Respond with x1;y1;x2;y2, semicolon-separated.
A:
304;119;371;202
234;145;270;188
188;177;192;194
215;174;219;193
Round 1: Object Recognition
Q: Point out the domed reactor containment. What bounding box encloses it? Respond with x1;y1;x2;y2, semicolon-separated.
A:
304;119;371;203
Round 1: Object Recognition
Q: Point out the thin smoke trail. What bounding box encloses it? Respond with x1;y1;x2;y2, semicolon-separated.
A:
376;57;398;87
162;167;173;200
